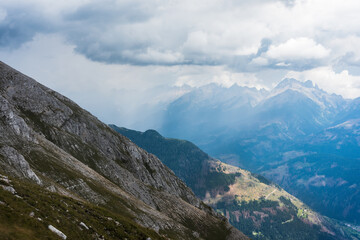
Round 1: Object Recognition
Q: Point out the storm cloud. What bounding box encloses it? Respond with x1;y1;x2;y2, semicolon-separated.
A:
2;0;360;129
2;0;360;70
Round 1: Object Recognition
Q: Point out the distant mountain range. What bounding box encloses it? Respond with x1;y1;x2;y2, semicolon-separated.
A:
0;61;247;240
159;78;360;224
112;125;360;240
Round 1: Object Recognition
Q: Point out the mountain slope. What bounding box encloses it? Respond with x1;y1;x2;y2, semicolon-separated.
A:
0;61;247;240
110;126;220;197
112;126;359;240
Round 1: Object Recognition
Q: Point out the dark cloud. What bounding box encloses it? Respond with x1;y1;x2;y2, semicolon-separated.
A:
65;0;154;24
280;0;296;7
61;0;184;65
0;7;52;49
256;39;272;56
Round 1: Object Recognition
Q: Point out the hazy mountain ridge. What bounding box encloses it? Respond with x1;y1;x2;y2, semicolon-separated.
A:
0;61;247;240
112;126;360;240
160;78;360;225
161;83;267;146
162;78;346;143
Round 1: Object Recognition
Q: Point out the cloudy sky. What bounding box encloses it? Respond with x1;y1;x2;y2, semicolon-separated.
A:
1;0;360;130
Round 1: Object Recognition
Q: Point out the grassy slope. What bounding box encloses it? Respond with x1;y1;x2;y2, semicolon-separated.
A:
0;174;162;240
204;160;349;240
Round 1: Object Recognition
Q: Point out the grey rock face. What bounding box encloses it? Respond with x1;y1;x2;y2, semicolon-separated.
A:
0;61;247;240
0;146;41;184
1;185;16;194
48;225;67;240
0;95;36;142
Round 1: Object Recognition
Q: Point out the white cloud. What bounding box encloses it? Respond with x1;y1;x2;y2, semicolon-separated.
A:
250;57;269;66
276;62;291;67
266;38;330;61
0;8;6;21
328;35;360;63
132;48;184;65
182;31;209;53
174;66;266;90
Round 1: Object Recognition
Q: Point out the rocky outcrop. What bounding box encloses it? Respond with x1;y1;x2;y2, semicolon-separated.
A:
0;146;42;184
48;225;67;240
0;61;247;239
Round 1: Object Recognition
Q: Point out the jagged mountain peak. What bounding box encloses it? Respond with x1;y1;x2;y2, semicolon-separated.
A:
275;78;316;90
267;78;344;111
165;83;267;123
